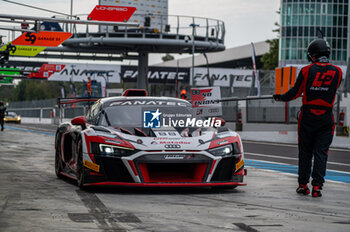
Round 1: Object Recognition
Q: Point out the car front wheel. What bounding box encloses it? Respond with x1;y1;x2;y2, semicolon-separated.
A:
55;133;63;178
76;139;86;189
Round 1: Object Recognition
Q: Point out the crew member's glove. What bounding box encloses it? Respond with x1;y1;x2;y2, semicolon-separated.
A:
273;94;282;101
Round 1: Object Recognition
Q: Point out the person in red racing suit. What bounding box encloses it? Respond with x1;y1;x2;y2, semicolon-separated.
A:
273;39;342;197
0;101;6;131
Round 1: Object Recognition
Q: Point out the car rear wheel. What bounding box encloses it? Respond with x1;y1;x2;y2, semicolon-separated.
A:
55;133;63;178
76;139;86;189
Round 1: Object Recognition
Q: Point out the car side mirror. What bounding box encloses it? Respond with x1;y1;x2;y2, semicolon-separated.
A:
213;117;226;127
71;116;87;129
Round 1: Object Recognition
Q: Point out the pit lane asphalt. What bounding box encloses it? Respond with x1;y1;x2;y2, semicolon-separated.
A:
6;123;350;173
1;124;350;232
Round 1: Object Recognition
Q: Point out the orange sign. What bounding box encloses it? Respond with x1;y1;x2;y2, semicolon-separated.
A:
12;31;72;47
275;66;297;94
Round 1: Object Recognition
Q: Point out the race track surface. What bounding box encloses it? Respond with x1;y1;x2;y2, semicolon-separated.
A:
0;124;350;232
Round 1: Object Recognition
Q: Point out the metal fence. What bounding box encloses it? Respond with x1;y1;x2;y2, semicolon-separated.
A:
7;99;89;120
7;106;88;124
8;99;57;109
246;98;299;123
61;106;86;119
221;101;238;122
246;96;345;124
8;107;51;118
6;93;346;125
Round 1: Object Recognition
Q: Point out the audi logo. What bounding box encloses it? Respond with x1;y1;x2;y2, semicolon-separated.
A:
164;144;181;149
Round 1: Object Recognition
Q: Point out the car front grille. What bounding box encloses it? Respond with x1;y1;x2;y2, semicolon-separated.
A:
134;153;211;183
138;162;208;183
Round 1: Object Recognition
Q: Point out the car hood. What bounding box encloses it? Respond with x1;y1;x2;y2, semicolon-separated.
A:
87;126;240;151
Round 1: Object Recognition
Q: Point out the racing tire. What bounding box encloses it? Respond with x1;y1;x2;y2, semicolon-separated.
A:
76;139;86;189
55;133;64;178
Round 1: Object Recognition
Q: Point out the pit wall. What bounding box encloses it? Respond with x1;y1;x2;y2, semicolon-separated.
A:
226;123;350;150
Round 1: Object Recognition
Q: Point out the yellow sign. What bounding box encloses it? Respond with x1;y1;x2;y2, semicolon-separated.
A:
235;158;244;171
84;160;100;173
0;43;46;57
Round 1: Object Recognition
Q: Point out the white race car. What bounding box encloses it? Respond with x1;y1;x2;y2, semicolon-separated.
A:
55;90;246;189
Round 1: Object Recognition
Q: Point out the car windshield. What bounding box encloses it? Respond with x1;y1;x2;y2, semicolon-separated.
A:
6;112;17;117
100;105;200;128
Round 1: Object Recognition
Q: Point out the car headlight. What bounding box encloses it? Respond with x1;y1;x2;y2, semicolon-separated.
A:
91;143;135;156
208;143;240;156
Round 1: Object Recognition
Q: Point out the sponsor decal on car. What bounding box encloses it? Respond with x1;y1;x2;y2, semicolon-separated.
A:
84;160;100;173
235;158;244;171
216;140;228;145
164;144;181;149
164;155;186;160
111;101;188;106
159;141;190;145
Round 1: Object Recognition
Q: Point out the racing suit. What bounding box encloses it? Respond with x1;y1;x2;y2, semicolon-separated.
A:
0;105;6;131
280;57;342;187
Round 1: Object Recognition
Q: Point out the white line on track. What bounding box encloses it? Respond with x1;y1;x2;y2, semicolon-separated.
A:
246;161;349;185
244;140;350;152
245;152;350;167
246;157;350;175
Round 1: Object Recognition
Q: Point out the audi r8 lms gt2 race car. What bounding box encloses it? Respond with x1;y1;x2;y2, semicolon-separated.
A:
55;90;246;188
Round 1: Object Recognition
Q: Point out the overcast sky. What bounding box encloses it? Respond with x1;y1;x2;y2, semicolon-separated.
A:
0;0;280;64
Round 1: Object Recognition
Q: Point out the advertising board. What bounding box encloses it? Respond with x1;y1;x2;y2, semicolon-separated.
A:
191;87;222;117
99;0;168;32
121;66;189;84
191;68;256;88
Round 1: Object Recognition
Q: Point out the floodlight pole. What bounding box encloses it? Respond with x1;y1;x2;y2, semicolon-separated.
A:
70;0;73;33
192;34;195;87
137;52;149;90
190;22;200;87
203;53;211;86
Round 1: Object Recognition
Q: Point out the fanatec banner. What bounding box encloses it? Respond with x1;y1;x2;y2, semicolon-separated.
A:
191;68;256;88
48;63;121;83
3;61;259;89
50;64;190;84
121;66;190;84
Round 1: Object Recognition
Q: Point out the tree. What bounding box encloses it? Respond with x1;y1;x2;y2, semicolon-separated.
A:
261;39;279;70
261;9;280;70
12;80;71;101
0;85;15;102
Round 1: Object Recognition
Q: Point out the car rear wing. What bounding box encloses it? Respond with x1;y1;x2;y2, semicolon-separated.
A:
57;97;100;106
56;97;101;124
